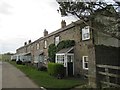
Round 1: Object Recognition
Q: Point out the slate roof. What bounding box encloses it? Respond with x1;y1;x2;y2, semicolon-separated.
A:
56;47;74;54
17;20;83;50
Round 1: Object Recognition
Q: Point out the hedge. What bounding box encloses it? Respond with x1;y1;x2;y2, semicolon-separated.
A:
48;63;65;78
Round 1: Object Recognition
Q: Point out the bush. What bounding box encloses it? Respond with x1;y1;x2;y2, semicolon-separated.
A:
48;40;75;63
48;44;57;62
38;66;47;71
57;40;75;52
16;60;22;64
48;63;65;78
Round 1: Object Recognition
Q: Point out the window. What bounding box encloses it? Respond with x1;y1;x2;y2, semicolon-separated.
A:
55;36;60;46
44;40;47;49
36;43;39;50
30;45;33;50
82;26;90;40
56;55;64;64
39;55;44;62
28;46;31;52
82;56;88;70
67;55;73;62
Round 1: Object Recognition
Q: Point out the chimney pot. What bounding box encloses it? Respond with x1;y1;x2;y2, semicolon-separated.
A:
61;20;66;28
28;40;31;44
24;42;27;46
44;29;48;36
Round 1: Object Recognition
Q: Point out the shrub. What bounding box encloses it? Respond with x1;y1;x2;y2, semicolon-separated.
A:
16;60;22;64
48;40;75;63
38;66;47;71
48;63;65;78
48;44;57;62
57;40;75;52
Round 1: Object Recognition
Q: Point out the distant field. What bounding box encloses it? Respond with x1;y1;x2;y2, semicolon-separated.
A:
0;54;11;61
0;54;2;61
0;61;2;90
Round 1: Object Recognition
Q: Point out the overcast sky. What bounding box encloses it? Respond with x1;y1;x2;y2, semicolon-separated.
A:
0;0;78;54
0;0;117;54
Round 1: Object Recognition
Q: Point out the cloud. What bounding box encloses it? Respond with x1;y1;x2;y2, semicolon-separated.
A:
0;0;12;15
0;37;28;53
0;0;77;54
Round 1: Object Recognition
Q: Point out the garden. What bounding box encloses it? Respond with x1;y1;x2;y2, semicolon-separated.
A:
9;61;87;89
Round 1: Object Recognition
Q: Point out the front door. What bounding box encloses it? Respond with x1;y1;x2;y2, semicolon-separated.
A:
67;62;73;76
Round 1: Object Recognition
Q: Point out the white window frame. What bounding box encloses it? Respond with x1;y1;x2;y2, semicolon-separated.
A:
55;36;60;46
56;55;64;64
82;56;88;70
82;26;90;40
36;43;39;50
44;40;47;49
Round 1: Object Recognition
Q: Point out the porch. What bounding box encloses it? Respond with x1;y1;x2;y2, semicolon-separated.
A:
56;47;74;76
34;50;46;68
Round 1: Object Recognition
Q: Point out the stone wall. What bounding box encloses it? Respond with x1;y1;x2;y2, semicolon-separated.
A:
16;23;95;77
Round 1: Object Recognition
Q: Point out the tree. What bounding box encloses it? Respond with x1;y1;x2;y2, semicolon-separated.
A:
4;52;14;55
48;44;57;62
113;0;120;6
57;0;120;39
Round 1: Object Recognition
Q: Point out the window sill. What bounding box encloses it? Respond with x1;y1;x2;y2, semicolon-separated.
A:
83;68;88;70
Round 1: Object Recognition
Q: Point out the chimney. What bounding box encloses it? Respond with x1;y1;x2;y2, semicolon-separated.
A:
24;42;27;46
61;20;66;28
28;40;31;44
44;29;48;37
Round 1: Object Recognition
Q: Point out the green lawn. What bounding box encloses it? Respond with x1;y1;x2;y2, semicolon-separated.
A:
9;61;87;89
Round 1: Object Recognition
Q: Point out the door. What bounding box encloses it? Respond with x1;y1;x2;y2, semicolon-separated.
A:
67;62;73;76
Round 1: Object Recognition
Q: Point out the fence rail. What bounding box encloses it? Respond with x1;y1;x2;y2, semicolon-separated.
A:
100;81;120;87
97;64;120;88
98;71;120;78
97;65;120;70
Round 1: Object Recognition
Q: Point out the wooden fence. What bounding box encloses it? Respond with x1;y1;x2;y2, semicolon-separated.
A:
97;64;120;88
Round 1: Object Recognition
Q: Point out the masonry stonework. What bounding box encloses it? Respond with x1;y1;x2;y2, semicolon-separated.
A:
16;20;119;88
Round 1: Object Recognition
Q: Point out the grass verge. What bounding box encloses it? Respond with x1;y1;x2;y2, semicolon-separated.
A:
9;61;87;89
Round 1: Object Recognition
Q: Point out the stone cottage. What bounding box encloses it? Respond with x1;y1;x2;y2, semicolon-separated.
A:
16;19;119;87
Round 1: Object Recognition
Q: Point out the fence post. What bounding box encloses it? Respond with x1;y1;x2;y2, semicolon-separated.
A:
105;67;110;87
